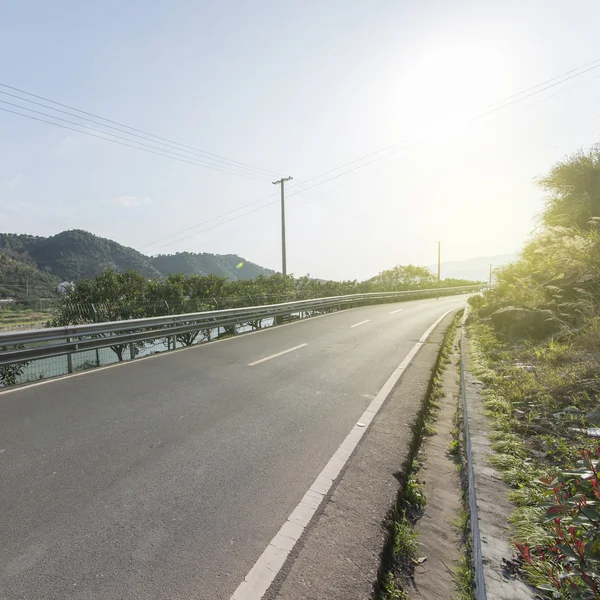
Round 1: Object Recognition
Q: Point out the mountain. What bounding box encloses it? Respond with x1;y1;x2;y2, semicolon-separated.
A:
430;253;518;282
0;229;276;302
151;252;275;280
0;230;162;281
0;249;61;304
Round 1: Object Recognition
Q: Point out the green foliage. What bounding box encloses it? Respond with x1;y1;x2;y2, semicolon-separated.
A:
469;310;600;596
448;439;460;456
0;230;161;281
455;552;475;600
380;573;410;600
517;448;600;598
475;144;600;327
0;249;61;305
368;264;480;291
369;264;436;290
393;513;419;558
539;144;600;230
404;474;426;510
0;345;30;386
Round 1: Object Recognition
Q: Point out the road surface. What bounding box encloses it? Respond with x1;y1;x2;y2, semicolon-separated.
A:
0;295;466;600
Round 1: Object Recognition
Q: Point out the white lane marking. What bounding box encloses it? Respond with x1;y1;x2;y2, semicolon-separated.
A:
230;307;457;600
389;308;404;314
350;319;370;328
417;303;428;307
248;343;308;367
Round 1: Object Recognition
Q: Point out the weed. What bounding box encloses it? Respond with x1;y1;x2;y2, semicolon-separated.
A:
404;475;426;510
469;315;600;595
509;506;551;547
380;572;410;600
423;422;437;436
533;338;574;364
448;439;460;456
377;311;463;600
490;438;527;457
454;552;475;600
452;509;469;538
393;513;419;558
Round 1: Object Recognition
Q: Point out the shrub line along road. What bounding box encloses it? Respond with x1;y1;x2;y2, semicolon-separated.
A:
0;295;467;600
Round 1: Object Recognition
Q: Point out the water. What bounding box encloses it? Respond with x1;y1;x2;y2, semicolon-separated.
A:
11;317;278;386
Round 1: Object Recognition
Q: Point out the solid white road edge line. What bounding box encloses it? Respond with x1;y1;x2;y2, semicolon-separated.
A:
389;308;404;314
248;343;308;367
230;307;457;600
350;319;370;328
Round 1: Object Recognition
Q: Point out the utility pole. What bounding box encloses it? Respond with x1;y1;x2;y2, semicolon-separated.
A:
272;176;293;276
489;263;493;285
437;241;441;285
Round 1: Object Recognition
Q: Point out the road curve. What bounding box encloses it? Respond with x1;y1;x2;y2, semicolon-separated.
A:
0;295;466;600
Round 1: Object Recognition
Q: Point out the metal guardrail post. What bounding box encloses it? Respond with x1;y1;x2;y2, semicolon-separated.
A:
91;303;101;367
66;338;73;373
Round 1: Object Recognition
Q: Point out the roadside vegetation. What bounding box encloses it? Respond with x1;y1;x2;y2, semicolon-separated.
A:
379;311;464;599
468;143;600;597
44;264;476;326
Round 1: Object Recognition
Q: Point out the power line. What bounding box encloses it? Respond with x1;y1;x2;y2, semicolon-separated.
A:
0;82;280;179
0;88;279;180
485;57;600;105
0;103;271;182
522;73;600;109
138;189;281;249
468;60;600;124
142;57;600;252
138;177;328;252
148;197;281;252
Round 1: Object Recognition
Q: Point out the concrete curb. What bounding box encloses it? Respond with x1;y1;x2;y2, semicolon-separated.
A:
462;322;535;599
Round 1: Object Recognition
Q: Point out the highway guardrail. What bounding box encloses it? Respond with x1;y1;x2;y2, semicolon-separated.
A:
0;285;487;369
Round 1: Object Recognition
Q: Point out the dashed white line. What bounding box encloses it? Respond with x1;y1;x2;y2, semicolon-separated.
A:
230;307;457;600
248;343;308;366
389;308;404;314
350;319;370;328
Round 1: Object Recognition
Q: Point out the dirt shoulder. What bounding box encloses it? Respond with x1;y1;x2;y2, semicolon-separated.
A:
410;330;463;598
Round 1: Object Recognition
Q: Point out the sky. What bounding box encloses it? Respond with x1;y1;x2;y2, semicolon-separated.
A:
1;0;599;281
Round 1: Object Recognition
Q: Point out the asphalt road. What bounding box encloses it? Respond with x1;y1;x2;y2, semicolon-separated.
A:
0;295;467;600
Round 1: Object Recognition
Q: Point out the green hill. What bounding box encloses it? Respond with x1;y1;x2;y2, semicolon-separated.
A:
0;230;275;304
0;249;61;304
151;251;275;280
0;230;161;281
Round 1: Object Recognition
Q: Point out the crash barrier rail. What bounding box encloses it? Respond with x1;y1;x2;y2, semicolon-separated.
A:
0;285;487;370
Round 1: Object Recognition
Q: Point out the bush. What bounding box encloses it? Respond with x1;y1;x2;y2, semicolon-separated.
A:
516;447;600;598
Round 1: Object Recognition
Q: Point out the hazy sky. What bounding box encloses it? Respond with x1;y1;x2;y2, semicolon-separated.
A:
1;1;599;280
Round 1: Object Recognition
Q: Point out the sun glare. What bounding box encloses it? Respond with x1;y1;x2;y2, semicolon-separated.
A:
392;39;513;138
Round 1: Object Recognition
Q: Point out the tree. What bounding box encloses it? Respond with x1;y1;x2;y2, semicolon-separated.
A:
540;144;600;230
50;269;154;361
0;347;30;387
368;265;436;291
